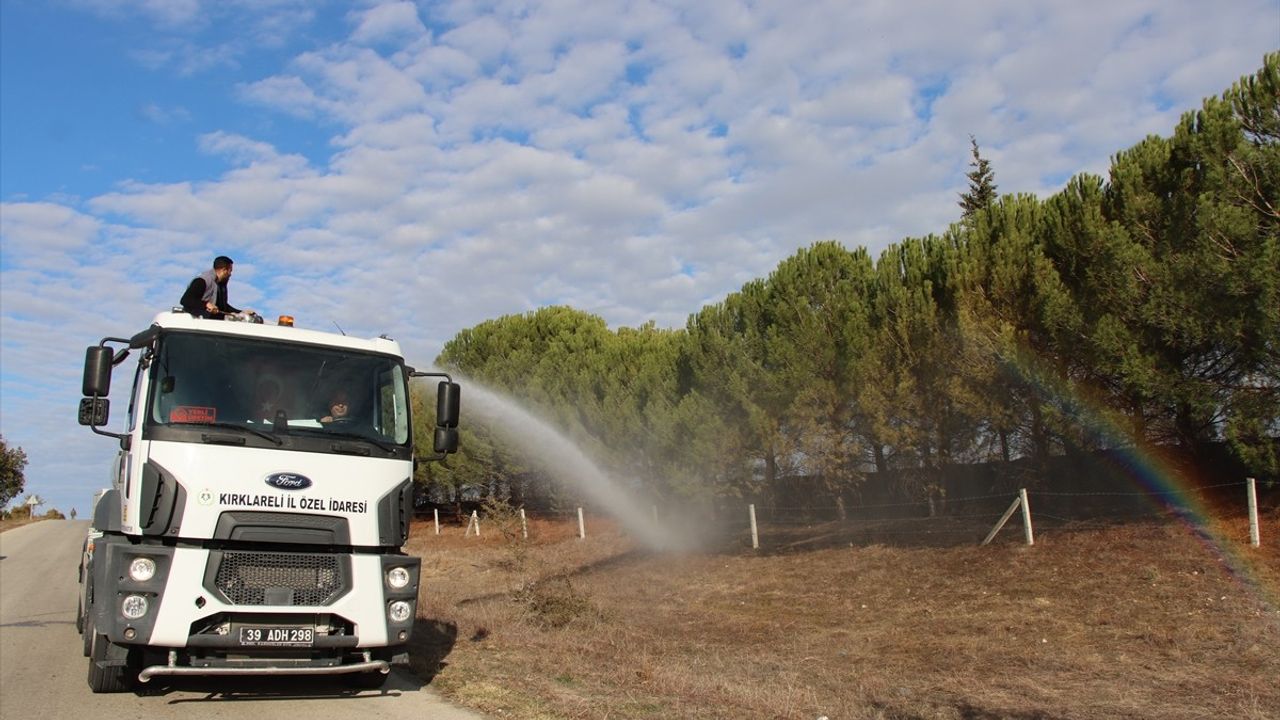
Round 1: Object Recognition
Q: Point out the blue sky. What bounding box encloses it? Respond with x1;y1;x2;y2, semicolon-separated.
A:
2;0;1277;516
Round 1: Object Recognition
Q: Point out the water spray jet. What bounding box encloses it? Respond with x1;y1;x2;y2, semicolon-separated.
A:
436;375;695;552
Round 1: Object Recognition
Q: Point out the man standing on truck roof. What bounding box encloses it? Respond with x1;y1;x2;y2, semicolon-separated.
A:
180;255;252;319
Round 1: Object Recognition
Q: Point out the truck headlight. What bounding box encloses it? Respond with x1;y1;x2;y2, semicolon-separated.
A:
388;600;412;623
122;594;149;619
128;557;156;582
387;566;411;589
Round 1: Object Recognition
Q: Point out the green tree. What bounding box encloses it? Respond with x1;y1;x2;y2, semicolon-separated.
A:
433;307;615;506
1216;52;1280;475
959;135;998;220
584;321;686;498
859;237;966;481
762;241;877;517
681;280;782;501
1097;54;1279;473
436;306;693;506
1038;173;1146;446
0;436;28;508
954;193;1085;467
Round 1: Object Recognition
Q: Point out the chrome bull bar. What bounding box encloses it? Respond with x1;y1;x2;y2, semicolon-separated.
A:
138;650;389;683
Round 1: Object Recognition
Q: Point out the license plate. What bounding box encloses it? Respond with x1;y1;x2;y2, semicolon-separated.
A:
238;626;314;647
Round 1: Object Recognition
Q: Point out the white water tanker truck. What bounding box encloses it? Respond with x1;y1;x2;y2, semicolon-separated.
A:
75;310;460;692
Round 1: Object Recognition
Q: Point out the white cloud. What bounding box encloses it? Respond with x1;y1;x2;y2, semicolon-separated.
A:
402;42;483;89
349;1;427;46
247;47;432;124
0;202;102;257
138;102;192;124
436;14;514;72
198;131;312;174
795;74;918;128
237;74;330;119
72;0;203;28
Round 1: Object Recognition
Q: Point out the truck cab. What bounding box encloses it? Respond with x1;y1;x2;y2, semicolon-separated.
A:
76;311;459;692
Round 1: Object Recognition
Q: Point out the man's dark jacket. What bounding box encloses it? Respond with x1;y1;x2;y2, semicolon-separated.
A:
180;269;240;319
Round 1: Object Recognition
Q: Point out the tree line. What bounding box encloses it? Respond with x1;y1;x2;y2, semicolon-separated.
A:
416;54;1278;512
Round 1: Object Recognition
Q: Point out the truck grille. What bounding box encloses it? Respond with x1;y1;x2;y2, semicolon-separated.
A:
212;551;347;606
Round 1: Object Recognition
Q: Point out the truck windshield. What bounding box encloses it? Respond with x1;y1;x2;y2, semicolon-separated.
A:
147;332;411;447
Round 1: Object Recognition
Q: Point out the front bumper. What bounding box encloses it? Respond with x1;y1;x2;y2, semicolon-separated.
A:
137;651;393;683
91;542;420;653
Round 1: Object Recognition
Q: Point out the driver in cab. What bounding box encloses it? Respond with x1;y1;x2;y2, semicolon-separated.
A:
320;390;351;425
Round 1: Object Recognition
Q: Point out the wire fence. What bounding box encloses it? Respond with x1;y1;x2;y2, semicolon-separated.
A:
418;478;1274;551
733;479;1270;550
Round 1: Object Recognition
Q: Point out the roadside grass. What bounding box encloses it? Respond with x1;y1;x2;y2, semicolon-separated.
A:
407;509;1279;719
0;516;45;534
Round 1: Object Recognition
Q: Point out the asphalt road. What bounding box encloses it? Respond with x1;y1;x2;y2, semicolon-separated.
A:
0;520;485;719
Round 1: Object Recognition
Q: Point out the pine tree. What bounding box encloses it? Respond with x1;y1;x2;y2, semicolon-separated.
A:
681;280;783;498
959;135;998;219
763;241;877;517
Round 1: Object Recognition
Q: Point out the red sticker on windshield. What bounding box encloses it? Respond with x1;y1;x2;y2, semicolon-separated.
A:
171;406;217;423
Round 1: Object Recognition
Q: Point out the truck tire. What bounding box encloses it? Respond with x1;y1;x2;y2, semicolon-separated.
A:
86;618;136;693
76;596;84;634
80;581;94;656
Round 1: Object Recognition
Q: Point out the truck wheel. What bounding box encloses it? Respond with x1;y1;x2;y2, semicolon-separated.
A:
86;619;136;693
76;596;84;634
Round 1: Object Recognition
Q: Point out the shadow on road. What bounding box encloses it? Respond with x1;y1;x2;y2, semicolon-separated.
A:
407;616;458;682
147;667;423;703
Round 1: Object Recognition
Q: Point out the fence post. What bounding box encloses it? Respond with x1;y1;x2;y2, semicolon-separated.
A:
1020;488;1034;546
433;508;440;536
577;507;586;539
1247;478;1260;547
748;503;759;550
982;494;1023;546
466;510;480;537
520;507;528;540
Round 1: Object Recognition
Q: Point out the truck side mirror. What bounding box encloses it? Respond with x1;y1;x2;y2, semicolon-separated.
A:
436;382;460;428
83;346;114;397
78;398;110;426
433;427;459;454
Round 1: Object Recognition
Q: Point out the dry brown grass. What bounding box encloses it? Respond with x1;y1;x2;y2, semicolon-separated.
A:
0;515;44;534
406;509;1280;719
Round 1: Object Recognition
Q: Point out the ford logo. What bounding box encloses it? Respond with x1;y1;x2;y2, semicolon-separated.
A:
265;473;312;490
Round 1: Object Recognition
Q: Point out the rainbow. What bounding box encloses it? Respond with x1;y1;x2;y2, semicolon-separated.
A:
1001;347;1278;615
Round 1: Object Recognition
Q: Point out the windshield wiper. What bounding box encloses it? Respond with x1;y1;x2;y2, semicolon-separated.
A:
287;426;398;454
185;421;283;446
323;430;397;454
